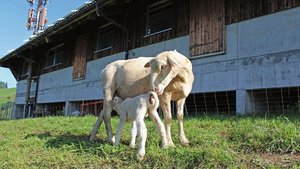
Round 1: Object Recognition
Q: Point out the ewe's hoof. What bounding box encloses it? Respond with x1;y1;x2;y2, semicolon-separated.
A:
89;135;96;141
107;136;115;145
180;138;190;147
137;154;144;161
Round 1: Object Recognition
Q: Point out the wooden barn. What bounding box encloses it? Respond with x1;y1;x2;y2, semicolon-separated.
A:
1;0;300;118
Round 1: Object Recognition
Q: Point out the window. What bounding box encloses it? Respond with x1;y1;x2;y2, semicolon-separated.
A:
45;44;63;68
21;62;29;76
145;1;173;36
95;29;113;52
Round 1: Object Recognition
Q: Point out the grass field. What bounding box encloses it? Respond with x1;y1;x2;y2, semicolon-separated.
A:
0;114;299;168
0;88;16;105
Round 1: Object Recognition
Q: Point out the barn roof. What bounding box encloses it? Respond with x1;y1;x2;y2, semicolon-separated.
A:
0;0;126;67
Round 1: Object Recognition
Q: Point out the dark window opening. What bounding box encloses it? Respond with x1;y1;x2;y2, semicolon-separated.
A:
45;44;63;68
145;1;173;36
95;29;113;53
21;62;29;77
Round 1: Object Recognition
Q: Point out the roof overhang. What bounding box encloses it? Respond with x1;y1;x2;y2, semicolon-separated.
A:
0;0;130;66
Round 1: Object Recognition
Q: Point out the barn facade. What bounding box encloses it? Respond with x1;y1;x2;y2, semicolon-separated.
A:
1;0;300;118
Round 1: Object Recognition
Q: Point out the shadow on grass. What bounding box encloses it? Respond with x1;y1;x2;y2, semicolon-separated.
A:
25;132;120;157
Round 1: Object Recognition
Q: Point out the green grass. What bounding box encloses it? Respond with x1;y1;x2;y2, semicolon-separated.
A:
0;115;299;168
0;88;16;105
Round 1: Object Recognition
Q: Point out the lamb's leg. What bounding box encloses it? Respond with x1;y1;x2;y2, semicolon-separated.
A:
176;98;189;146
129;121;137;148
114;113;126;146
136;120;147;161
149;110;168;148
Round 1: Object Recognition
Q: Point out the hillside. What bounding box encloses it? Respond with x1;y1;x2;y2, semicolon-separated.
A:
0;88;16;105
0;115;299;168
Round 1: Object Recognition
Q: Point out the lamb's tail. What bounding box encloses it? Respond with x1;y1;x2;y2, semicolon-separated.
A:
148;91;159;111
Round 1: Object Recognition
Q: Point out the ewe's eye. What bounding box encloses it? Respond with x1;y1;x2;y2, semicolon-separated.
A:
161;65;167;70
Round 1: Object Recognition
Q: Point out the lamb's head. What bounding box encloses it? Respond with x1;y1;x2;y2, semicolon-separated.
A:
112;96;124;113
144;50;186;95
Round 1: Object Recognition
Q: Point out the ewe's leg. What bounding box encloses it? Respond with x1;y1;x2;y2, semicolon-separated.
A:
149;111;167;148
90;98;114;143
90;112;103;141
176;98;189;146
160;97;175;147
103;100;114;144
114;113;126;146
129;121;137;148
136;120;147;161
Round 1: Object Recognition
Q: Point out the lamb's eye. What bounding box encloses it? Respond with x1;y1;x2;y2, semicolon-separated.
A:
161;65;167;70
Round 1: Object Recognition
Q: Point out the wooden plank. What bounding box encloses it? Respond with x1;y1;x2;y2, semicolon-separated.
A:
226;0;300;24
73;34;88;80
189;0;225;56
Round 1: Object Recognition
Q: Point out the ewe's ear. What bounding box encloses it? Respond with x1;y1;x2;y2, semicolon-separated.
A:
167;57;183;68
144;62;150;67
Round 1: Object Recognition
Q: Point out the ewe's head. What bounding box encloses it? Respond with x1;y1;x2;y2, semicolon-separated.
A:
144;50;185;95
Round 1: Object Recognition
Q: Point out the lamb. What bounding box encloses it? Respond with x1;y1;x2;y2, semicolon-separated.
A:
112;91;167;161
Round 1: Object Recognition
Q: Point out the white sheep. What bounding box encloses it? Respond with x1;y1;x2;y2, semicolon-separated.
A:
112;91;167;161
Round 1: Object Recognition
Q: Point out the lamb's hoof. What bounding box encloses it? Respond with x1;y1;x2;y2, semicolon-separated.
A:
129;144;136;149
168;140;176;147
137;154;144;161
161;141;168;149
180;138;190;147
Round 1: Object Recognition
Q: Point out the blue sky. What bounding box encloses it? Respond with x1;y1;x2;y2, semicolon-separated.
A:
0;0;89;88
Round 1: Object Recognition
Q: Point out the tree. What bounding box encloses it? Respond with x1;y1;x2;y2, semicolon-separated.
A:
0;81;7;88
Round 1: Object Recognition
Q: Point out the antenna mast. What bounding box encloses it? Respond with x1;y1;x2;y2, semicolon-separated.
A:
26;0;48;35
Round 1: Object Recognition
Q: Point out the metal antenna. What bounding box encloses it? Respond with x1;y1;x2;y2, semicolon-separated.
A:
26;0;49;35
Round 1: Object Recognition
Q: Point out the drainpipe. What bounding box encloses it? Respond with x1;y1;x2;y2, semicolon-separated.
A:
95;0;130;60
32;64;41;114
25;62;32;118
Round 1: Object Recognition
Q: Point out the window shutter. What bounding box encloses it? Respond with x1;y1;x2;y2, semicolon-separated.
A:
73;34;88;80
189;0;225;56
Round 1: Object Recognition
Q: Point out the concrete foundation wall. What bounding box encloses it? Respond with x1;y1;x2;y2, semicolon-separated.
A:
13;7;300;115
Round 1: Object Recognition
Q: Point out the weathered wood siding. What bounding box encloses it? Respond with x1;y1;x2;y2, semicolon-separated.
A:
226;0;300;24
16;0;300;79
189;0;225;56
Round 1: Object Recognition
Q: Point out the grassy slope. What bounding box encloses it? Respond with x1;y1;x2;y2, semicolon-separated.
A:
0;115;299;168
0;88;16;105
